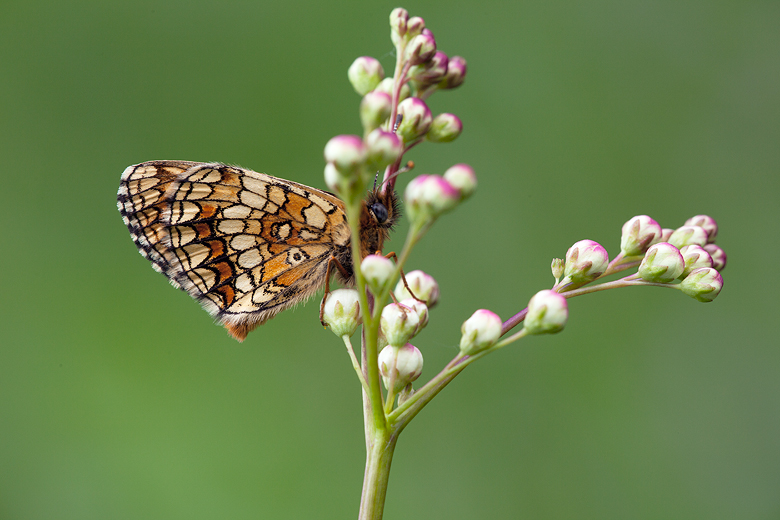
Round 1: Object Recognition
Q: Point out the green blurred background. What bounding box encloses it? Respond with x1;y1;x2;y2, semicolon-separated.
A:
2;0;778;518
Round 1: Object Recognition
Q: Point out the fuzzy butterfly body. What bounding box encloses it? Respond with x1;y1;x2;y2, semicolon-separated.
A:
117;161;398;341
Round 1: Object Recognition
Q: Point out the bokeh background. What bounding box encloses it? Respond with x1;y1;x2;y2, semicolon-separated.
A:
2;0;778;518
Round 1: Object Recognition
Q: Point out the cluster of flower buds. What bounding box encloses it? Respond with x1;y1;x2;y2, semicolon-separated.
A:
324;132;404;198
405;164;476;224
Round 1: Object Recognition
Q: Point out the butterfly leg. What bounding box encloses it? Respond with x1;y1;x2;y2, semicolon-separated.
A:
381;251;427;305
320;256;353;326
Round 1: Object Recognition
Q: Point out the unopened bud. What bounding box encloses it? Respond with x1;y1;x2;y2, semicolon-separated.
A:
620;215;662;257
524;290;568;335
361;254;395;295
551;258;564;280
399;298;429;332
405;31;436;65
684;215;718;243
703;243;727;271
459;309;502;355
324;135;367;173
659;228;675;242
668;225;708;249
389;8;409;46
373;78;411;102
365;129;403;171
678;245;713;279
409;51;449;86
563;240;609;286
379;343;423;392
394;270;440;306
380;303;420;347
396;97;433;143
348;56;384;96
443;163;476;200
322;289;361;337
638;242;684;283
439;55;467;89
405;174;460;222
426;113;463;143
679;267;723;302
360;91;392;133
406;16;425;37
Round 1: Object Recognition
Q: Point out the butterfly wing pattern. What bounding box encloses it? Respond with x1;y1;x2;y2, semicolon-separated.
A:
118;161;354;341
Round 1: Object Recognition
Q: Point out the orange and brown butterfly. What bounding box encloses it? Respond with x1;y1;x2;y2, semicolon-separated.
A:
117;161;399;341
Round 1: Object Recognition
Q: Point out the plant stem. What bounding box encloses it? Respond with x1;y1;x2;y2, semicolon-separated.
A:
358;429;399;520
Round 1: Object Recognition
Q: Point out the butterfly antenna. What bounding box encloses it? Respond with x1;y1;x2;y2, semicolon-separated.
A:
393;114;404;132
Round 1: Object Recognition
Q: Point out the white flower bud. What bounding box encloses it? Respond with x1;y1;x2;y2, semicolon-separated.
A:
361;254;395;295
524;290;568;335
324;135;367;173
668;225;708;249
459;309;502;355
323;162;341;193
364;129;403;171
405;16;425;37
404;174;460;223
389;8;409;45
396;97;432;143
360;91;392;133
426;113;463;143
620;215;662;257
659;228;675;242
678;245;713;279
679;267;723;302
563;240;609;286
380;303;420;347
638;242;684;282
321;289;361;337
348;56;384;96
443;163;476;200
379;343;423;393
684;215;718;243
399;298;429;332
373;78;410;102
394;270;440;306
551;258;564;280
703;243;727;271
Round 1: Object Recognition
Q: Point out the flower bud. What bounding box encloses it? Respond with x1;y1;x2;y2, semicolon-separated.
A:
443;163;476;200
399;298;429;332
638;242;684;282
684;215;718;243
404;174;460;222
459;309;502;355
678;245;713;279
703;243;727;271
361;254;395;295
380;303;420;347
406;16;425;37
324;135;366;173
323;162;341;193
620;215;662;257
409;51;449;86
321;289;361;337
551;258;564;280
679;267;723;302
379;343;423;392
439;55;467;89
389;8;409;46
364;129;403;171
360;91;392;133
396;97;433;143
394;270;440;306
524;290;568;335
426;113;463;143
563;240;609;286
659;228;675;242
373;77;410;102
405;31;436;65
668;225;708;249
348;56;384;96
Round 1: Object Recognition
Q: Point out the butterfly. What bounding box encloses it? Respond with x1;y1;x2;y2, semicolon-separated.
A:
117;161;399;341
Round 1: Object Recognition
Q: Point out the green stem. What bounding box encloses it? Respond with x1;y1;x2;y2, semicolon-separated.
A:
358;429;399;520
343;335;370;394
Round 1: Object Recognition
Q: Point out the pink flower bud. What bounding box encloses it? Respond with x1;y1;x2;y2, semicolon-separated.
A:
524;290;568;335
348;56;384;96
460;309;502;355
373;77;410;101
439;56;467;89
405;31;436;65
410;51;449;85
360;91;392;132
396;97;433;143
638;242;684;282
684;215;718;243
379;343;423;392
324;135;366;173
389;8;409;44
443;163;476;200
394;270;440;306
679;267;723;302
678;245;713;279
668;225;708;249
406;16;425;37
659;228;675;242
426;113;463;143
703;243;727;271
620;215;662;257
404;174;460;222
563;240;609;285
364;129;403;171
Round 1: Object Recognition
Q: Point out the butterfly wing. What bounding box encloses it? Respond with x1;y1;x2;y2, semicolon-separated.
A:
118;161;351;341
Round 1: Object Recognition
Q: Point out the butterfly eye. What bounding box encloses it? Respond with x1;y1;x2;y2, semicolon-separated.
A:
370;202;389;224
